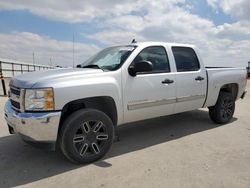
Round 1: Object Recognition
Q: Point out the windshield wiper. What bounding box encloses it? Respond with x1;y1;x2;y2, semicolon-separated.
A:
80;64;102;70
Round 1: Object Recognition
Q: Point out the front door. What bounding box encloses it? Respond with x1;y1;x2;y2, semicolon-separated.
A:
123;46;176;123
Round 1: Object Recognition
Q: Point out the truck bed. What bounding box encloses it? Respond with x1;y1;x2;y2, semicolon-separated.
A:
203;66;247;108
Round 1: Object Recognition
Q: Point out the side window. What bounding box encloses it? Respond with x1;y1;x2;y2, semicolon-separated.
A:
133;46;170;73
172;47;200;72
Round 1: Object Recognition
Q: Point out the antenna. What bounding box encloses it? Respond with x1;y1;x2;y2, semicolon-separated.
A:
131;39;137;43
50;57;52;66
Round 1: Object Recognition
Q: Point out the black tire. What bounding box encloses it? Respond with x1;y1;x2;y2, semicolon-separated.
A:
59;109;114;164
209;92;235;124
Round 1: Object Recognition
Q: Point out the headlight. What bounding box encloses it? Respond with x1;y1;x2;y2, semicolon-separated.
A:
25;88;54;111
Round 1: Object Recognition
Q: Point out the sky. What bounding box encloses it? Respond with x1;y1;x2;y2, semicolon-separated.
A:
0;0;249;67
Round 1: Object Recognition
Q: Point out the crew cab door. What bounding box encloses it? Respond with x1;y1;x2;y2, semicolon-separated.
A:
171;46;207;113
122;46;176;123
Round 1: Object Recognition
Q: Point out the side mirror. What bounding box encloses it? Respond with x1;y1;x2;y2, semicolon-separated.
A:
128;60;153;76
76;64;82;68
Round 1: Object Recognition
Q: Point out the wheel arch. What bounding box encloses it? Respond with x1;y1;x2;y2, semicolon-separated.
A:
57;96;118;138
219;83;238;101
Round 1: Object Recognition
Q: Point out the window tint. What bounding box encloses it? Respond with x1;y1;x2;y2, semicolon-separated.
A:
133;46;170;73
172;47;200;72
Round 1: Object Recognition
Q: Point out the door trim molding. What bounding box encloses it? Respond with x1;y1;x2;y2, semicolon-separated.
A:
127;94;205;110
127;98;176;110
177;94;205;102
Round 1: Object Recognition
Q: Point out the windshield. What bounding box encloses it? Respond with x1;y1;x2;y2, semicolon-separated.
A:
80;45;136;71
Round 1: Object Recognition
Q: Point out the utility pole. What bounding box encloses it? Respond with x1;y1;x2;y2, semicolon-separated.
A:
73;33;75;68
32;52;35;65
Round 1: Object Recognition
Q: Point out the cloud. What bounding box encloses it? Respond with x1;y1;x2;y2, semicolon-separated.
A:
0;0;249;67
88;30;145;46
0;0;183;23
217;21;250;40
85;1;249;67
207;0;250;20
0;32;99;66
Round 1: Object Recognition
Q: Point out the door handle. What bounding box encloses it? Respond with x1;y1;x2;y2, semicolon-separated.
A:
195;76;204;81
162;78;174;84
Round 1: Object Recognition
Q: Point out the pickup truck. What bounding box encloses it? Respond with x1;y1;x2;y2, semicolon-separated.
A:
4;42;247;164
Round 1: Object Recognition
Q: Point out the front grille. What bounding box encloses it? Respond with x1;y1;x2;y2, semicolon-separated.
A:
9;86;21;111
10;87;20;96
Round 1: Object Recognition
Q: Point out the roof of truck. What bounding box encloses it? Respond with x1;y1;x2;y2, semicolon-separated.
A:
131;41;195;48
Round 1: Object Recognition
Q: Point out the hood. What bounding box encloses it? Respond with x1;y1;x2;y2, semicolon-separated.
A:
10;68;103;88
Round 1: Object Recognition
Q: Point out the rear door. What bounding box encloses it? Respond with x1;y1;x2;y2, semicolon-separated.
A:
171;46;207;113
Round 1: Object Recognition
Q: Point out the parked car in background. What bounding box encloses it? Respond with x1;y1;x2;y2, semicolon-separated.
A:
5;42;247;164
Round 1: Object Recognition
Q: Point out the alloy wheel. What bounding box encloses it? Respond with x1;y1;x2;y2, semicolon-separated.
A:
220;98;233;120
73;120;109;157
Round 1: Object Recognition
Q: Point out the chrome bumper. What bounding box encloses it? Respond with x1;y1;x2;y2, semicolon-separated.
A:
4;100;61;142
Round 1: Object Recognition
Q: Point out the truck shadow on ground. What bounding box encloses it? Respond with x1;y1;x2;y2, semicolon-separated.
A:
0;109;236;187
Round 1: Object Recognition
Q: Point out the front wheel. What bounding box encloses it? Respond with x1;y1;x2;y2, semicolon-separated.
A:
59;109;114;164
209;92;235;124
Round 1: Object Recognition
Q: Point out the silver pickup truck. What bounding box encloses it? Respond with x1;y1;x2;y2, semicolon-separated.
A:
4;42;247;164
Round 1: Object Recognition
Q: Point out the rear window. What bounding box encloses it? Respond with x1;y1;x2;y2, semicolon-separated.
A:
172;47;200;72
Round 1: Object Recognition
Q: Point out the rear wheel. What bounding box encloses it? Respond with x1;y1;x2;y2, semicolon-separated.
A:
209;92;235;124
59;109;114;164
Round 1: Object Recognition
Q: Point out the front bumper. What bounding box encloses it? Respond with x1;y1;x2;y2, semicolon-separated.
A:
4;100;61;143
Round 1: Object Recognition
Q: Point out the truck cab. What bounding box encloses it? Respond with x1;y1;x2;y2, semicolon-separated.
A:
122;43;207;123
